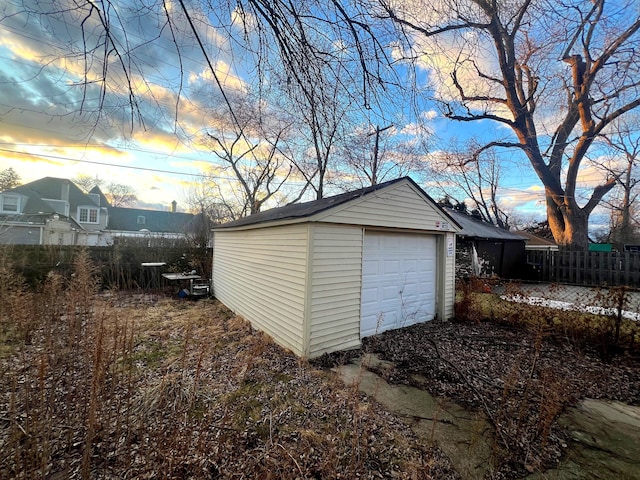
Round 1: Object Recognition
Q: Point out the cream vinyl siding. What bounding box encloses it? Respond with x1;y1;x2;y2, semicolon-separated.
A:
442;233;456;319
307;224;363;357
213;224;309;355
317;182;455;232
212;178;459;358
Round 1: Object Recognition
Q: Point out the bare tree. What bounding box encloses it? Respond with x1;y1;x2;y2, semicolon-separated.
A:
336;120;431;189
269;43;358;200
5;1;390;135
4;1;397;207
104;182;137;207
596;117;640;244
73;174;102;193
432;141;510;229
72;175;135;207
202;94;298;217
377;0;640;248
182;176;234;248
184;174;238;224
0;168;21;191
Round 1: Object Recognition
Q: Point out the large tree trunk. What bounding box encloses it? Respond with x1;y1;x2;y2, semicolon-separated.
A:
546;194;589;249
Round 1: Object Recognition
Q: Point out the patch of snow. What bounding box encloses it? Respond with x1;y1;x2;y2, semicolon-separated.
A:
501;294;640;321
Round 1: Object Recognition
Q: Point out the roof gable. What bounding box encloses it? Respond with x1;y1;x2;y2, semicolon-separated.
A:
215;177;460;232
89;186;111;207
313;179;459;231
9;177;99;212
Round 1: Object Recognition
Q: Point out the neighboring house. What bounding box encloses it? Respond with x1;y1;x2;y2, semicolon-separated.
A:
0;178;196;246
102;201;198;245
515;230;559;251
0;177;107;245
445;208;527;279
212;177;461;358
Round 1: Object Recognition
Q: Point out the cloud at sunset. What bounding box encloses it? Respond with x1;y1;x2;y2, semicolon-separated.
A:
0;0;252;209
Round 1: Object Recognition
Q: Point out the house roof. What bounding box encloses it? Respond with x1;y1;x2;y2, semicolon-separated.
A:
107;206;196;233
444;208;526;241
88;185;111;207
5;177;99;216
514;230;558;246
16;194;57;216
214;177;459;230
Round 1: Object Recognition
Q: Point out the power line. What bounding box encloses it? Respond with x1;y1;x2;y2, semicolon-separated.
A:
0;148;209;178
1;145;609;200
0;147;311;186
0;140;216;165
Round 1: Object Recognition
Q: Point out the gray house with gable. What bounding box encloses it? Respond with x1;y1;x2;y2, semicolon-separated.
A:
0;177;196;246
0;177;107;245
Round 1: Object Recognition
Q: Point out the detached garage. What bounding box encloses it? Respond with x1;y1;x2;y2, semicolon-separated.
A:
212;177;460;358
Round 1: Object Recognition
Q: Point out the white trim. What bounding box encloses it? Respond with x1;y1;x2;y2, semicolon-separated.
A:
0;194;21;213
77;206;100;224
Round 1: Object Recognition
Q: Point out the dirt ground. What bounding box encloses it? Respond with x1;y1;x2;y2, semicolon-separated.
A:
313;319;640;478
3;288;639;479
1;296;461;480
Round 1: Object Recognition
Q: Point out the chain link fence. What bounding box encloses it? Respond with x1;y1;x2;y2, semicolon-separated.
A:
490;281;640;321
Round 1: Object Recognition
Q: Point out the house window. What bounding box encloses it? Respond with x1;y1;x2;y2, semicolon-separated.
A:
1;194;20;213
78;207;99;224
137;215;146;225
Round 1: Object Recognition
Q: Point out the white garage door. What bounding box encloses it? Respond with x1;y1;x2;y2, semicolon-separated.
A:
360;231;437;338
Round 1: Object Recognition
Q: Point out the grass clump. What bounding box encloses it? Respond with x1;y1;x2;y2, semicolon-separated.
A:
1;251;452;479
455;277;640;360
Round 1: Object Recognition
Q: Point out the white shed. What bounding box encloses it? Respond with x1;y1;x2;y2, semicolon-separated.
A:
212;177;460;358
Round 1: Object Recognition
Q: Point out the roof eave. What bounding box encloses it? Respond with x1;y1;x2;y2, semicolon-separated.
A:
213;177;462;232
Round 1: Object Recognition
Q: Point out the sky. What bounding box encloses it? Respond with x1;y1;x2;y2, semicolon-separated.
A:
0;0;621;230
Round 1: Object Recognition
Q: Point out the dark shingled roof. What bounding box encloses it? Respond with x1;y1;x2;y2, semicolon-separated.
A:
107;206;196;233
6;177;99;216
215;177;458;230
89;185;111;207
2;177;199;235
444;208;525;241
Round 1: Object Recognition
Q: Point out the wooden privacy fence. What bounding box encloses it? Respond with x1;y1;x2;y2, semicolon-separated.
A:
526;250;640;287
4;244;212;288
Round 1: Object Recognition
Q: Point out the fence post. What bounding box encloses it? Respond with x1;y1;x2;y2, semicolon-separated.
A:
583;250;589;285
542;250;549;281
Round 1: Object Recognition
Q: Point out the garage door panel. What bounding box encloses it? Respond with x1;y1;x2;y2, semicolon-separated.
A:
418;283;433;294
361;286;379;304
362;259;380;275
364;234;379;249
382;285;398;300
402;285;418;296
383;259;400;274
361;232;437;338
404;260;417;273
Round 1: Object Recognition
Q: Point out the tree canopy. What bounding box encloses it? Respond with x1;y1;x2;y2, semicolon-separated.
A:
376;0;640;247
3;0;640;246
0;168;21;191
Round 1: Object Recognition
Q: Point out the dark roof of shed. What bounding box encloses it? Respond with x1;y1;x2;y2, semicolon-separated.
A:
444;208;525;241
215;177;458;230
